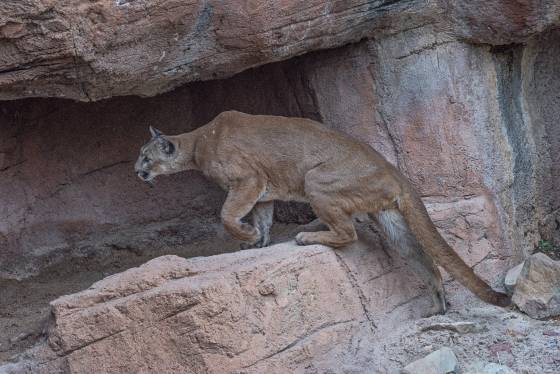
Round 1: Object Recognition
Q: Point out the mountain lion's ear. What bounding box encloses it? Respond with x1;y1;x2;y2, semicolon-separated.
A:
149;126;163;138
158;136;176;156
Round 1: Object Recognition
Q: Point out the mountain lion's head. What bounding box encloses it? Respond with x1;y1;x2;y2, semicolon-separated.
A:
134;126;177;183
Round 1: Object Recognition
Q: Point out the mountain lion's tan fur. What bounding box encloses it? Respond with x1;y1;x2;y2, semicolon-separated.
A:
135;110;510;314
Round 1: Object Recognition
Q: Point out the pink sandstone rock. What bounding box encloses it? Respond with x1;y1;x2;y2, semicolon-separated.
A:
512;253;560;319
4;237;560;373
0;2;559;372
6;28;560;283
38;231;438;373
1;6;559;341
0;0;559;101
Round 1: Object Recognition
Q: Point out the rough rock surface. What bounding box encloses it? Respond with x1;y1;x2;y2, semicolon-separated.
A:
7;234;435;374
504;262;524;294
464;362;517;374
512;253;560;319
1;2;559;373
402;347;458;374
419;321;484;334
3;236;560;373
1;0;559;101
4;28;560;280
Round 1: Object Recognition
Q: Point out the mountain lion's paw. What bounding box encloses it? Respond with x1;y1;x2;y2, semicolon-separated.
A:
239;236;269;250
295;232;316;246
239;242;253;250
239;226;269;250
238;223;259;242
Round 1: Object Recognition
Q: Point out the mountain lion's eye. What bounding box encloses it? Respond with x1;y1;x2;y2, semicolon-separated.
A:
143;156;151;164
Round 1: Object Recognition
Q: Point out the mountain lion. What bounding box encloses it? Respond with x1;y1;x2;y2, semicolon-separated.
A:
134;110;510;314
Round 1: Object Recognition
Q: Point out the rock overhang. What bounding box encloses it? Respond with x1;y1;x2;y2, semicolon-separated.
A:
1;0;559;101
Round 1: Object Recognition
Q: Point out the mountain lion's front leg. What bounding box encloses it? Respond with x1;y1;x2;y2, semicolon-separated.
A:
221;178;266;245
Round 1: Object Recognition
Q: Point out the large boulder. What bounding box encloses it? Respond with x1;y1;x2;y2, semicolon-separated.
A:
0;0;424;101
512;253;560;319
4;237;560;373
401;347;458;374
0;0;559;101
31;234;434;373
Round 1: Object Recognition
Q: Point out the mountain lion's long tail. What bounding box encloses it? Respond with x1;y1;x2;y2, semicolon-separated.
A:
397;187;511;307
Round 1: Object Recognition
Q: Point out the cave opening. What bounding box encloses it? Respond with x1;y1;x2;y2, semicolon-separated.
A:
0;55;323;360
0;56;322;281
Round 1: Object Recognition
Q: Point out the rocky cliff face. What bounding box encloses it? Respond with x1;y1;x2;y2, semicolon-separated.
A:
1;2;560;371
2;26;560;280
1;0;559;101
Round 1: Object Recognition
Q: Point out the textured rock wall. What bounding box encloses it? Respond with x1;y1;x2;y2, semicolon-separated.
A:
0;67;317;279
2;3;560;373
1;28;559;281
297;28;560;275
520;31;560;247
1;0;559;101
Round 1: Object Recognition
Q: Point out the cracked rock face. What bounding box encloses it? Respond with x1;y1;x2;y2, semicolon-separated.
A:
2;28;560;285
0;0;559;101
20;231;440;373
8;230;560;373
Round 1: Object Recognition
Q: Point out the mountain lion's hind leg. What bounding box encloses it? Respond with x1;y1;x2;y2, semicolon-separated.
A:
296;166;357;248
221;179;265;245
295;204;357;248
